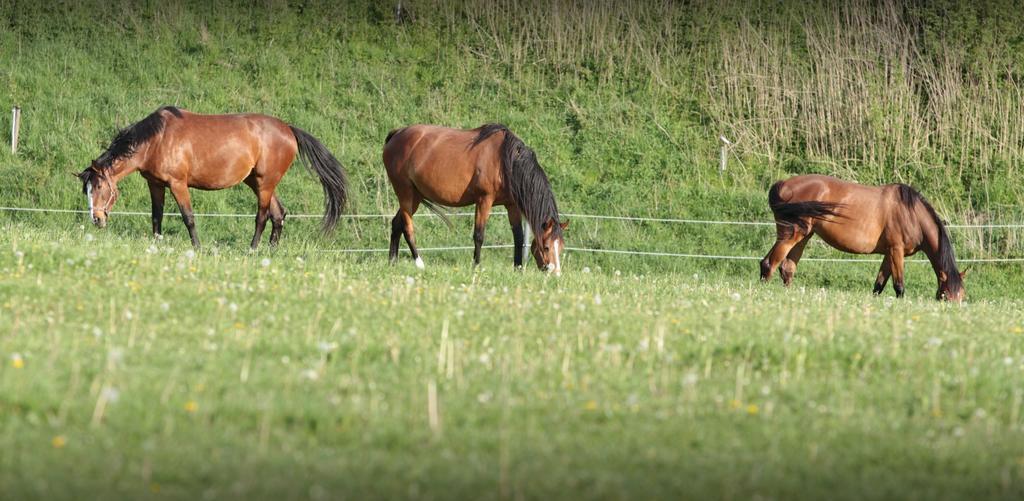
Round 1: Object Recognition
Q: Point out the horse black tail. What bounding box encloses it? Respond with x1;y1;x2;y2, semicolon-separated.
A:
768;181;843;236
290;126;349;233
421;199;453;229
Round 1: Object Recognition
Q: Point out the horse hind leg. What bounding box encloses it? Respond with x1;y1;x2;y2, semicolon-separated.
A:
389;209;405;264
250;190;273;250
242;175;274;250
400;197;423;269
873;255;893;295
169;181;200;249
761;221;808;282
779;233;812;286
268;195;287;247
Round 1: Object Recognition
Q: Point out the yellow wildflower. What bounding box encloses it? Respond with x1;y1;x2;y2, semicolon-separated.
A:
584;400;598;411
746;404;760;415
184;401;198;413
51;435;67;448
11;354;24;369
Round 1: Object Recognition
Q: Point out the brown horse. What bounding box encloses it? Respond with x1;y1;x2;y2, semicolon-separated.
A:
760;175;966;302
77;106;348;249
382;124;568;273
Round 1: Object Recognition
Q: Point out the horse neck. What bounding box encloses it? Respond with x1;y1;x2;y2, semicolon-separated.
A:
109;144;150;182
918;210;956;280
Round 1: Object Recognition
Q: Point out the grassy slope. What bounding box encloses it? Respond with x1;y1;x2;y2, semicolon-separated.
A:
0;1;1021;260
2;222;1024;500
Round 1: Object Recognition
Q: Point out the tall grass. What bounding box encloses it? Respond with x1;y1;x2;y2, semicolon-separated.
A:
420;0;1024;212
703;0;1024;211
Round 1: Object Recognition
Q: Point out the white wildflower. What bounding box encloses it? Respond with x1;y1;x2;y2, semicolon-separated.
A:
101;387;121;404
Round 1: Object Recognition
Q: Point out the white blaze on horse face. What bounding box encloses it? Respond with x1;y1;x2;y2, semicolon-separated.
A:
86;182;94;215
415;256;425;270
553;240;561;276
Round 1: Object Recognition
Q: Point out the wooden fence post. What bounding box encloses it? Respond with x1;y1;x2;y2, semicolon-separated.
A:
10;106;20;154
719;135;731;175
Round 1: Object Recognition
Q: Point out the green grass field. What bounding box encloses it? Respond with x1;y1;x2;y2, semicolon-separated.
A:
3;0;1024;499
2;221;1024;500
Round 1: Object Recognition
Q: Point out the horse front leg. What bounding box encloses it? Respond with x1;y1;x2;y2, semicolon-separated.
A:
507;206;524;268
473;198;494;266
169;182;200;249
146;179;166;238
889;248;906;298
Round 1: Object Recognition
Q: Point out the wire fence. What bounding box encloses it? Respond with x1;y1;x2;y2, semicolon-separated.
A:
3;205;1023;228
3;205;1023;263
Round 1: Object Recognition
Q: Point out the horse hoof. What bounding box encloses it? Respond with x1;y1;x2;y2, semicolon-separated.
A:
415;256;425;269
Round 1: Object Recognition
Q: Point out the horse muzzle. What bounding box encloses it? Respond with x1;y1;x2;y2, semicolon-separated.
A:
92;212;107;228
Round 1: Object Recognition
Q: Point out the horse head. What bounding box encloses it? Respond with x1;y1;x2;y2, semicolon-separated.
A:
77;165;119;228
530;218;569;275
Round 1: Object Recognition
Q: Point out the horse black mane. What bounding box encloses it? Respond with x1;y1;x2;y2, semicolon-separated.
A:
472;124;563;239
896;184;962;291
80;106;181;194
94;106;181;169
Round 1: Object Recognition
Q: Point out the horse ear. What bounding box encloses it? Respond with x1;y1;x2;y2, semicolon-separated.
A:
560;219;569;230
960;268;970;280
543;217;558;235
938;271;948;283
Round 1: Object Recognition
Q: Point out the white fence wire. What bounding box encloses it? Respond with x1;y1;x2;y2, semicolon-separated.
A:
3;205;1023;263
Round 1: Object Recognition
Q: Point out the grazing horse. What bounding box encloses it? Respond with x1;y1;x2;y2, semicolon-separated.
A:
77;106;348;249
760;174;966;302
382;124;568;273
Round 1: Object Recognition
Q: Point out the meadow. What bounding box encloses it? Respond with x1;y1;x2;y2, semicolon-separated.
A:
2;221;1024;500
2;0;1024;499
